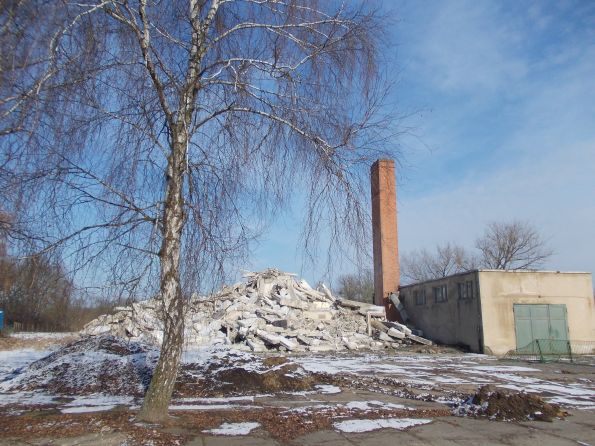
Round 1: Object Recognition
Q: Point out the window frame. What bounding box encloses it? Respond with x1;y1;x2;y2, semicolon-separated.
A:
414;288;427;306
458;280;474;300
433;284;448;303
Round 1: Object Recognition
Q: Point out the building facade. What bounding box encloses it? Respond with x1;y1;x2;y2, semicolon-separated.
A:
399;270;594;355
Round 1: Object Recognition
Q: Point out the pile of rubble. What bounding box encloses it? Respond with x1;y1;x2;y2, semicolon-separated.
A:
83;269;431;352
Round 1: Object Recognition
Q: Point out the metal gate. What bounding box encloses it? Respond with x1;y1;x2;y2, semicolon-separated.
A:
513;304;569;354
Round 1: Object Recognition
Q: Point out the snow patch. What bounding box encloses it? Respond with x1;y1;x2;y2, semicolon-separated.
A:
203;422;261;435
63;394;134;408
175;396;255;404
333;418;431;433
11;332;75;340
470;366;540;373
315;384;341;394
61;405;115;414
0;392;57;406
170;404;260;411
528;384;595;397
344;400;408;410
0;349;52;381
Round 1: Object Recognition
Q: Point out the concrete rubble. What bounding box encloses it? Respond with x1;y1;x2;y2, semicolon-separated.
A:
83;269;432;352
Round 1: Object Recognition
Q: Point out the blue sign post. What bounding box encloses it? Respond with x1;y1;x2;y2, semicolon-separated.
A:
0;310;4;330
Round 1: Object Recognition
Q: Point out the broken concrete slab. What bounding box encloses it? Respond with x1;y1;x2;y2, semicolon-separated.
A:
378;332;393;342
407;333;433;345
386;328;405;339
371;320;389;333
301;310;333;321
383;321;412;336
336;298;365;310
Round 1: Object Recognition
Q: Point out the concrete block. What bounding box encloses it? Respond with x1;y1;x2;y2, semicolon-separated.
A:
302;310;333;321
271;319;289;328
296;335;312;345
308;301;332;310
279;296;308;310
407;333;433;345
308;344;335;352
386;328;405;339
378;332;392;342
371;319;389;333
342;337;358;350
383;320;412;335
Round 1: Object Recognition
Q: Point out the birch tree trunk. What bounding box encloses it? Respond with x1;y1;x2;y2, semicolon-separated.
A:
138;139;186;422
138;0;204;419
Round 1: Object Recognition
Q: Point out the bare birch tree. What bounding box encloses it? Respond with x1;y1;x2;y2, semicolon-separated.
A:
1;0;393;421
476;221;552;270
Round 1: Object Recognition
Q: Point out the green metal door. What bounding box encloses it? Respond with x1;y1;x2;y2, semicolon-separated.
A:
547;305;569;340
513;304;569;352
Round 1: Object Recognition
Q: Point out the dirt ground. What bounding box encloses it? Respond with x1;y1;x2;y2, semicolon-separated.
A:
0;398;593;446
0;332;77;351
1;334;594;446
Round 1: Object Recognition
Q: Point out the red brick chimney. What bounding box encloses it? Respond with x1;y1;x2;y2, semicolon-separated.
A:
371;159;401;321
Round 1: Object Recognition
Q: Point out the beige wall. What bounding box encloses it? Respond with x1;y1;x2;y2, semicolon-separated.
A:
400;271;484;352
478;270;595;355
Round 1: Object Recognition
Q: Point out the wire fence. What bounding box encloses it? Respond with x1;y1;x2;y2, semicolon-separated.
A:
504;339;595;363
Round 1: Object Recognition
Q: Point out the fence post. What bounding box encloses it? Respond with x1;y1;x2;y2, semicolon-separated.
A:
536;339;544;362
567;340;573;363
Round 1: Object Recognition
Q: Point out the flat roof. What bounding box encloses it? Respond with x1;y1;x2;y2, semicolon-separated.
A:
476;269;591;274
400;269;592;289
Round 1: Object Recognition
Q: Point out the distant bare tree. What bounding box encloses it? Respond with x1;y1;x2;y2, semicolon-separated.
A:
401;243;476;284
337;268;374;303
476;221;552;270
1;0;394;421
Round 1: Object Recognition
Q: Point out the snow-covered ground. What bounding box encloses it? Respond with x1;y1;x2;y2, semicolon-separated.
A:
293;354;595;409
10;332;76;340
0;348;52;377
1;335;594;421
0;332;78;382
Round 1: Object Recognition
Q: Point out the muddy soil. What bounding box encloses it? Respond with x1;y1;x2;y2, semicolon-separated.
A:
175;355;322;397
468;385;566;421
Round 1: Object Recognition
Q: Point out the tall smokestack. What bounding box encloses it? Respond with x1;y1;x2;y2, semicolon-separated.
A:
371;159;400;321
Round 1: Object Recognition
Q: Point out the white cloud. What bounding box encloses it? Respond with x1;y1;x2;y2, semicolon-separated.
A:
399;136;595;274
396;0;595;276
409;1;528;93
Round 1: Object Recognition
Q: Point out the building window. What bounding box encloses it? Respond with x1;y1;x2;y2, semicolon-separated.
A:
458;281;474;300
433;284;447;303
414;288;426;305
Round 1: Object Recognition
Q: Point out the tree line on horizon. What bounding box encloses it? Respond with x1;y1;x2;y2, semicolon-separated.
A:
0;253;116;333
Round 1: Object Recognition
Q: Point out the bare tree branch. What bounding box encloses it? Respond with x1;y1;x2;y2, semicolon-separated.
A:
401;243;477;284
476;220;553;270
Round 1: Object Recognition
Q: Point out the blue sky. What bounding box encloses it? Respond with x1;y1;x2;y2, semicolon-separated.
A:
247;0;595;286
